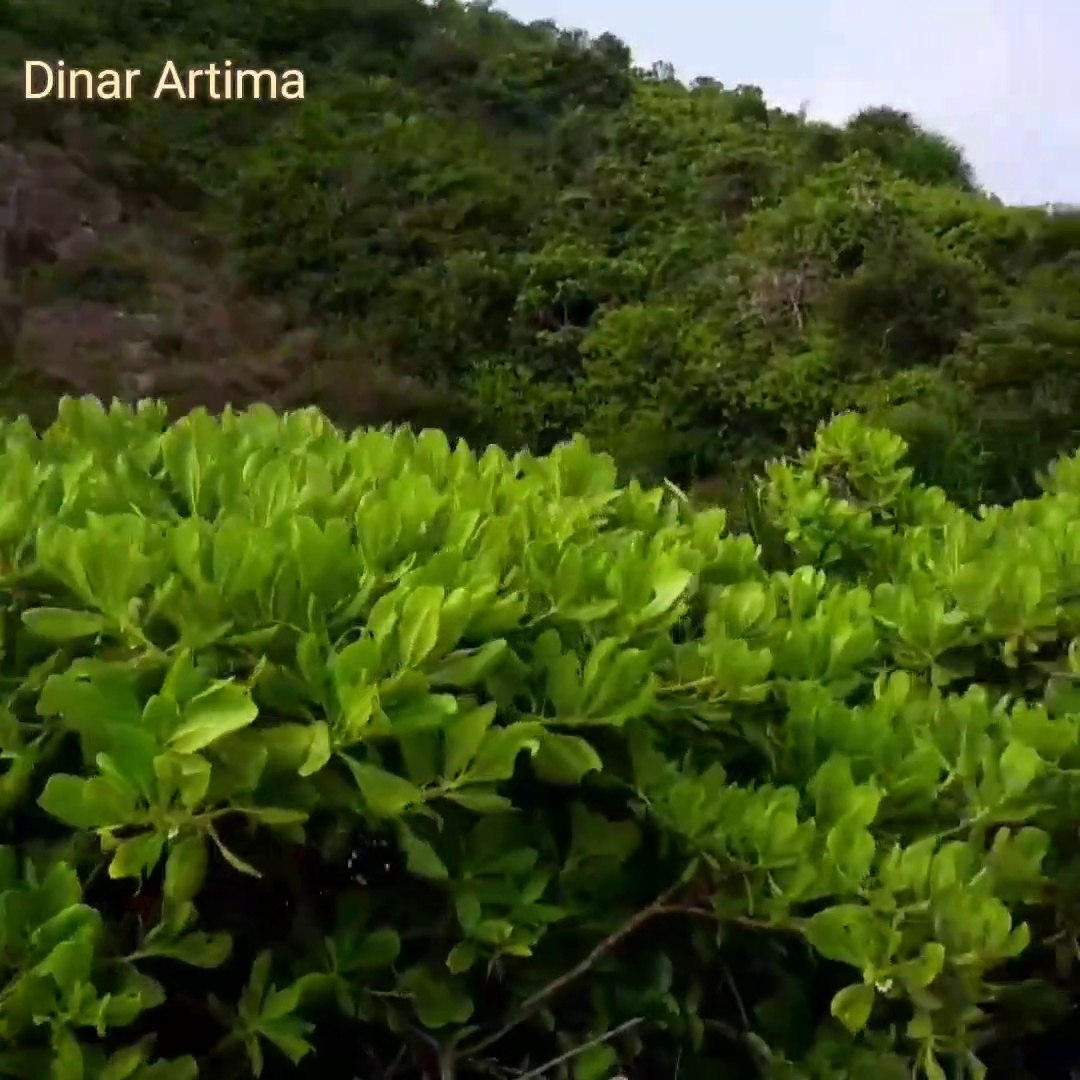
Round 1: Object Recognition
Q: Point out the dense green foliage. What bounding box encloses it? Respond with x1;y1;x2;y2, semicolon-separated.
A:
2;0;1078;503
2;6;1079;1071
1;398;1080;1078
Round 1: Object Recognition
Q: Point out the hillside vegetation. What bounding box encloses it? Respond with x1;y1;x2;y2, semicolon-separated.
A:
1;0;1078;506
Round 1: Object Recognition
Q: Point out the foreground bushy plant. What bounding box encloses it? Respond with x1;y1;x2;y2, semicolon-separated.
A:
0;399;1078;1078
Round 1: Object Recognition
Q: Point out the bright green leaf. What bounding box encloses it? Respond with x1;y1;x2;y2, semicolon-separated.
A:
804;905;877;969
38;775;140;829
169;682;259;754
109;832;166;880
398;824;449;880
532;732;602;785
573;1042;618;1080
22;608;108;642
830;983;875;1034
443;703;496;779
462;722;541;785
1000;742;1041;798
398;586;443;669
341;756;424;817
164;834;209;903
398;966;473;1028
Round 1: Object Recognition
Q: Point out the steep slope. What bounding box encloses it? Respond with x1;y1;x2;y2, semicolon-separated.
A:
0;0;1078;504
0;130;464;432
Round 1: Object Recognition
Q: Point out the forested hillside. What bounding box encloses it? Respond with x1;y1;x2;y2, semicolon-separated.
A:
2;0;1077;507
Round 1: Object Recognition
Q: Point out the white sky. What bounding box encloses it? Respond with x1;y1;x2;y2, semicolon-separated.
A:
496;0;1080;206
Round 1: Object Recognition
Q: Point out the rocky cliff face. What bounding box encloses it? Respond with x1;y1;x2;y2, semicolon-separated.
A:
0;122;467;432
0;129;311;415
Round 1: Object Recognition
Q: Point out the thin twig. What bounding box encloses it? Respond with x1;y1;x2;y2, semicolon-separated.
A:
409;1025;457;1080
513;1017;643;1080
721;962;750;1030
439;1047;456;1080
650;903;806;939
383;1044;407;1080
649;904;780;934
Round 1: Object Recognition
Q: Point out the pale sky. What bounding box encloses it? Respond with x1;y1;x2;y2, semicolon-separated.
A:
496;0;1080;207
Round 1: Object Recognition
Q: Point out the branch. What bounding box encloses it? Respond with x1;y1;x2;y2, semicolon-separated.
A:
650;904;801;936
458;882;799;1063
459;882;683;1060
458;878;803;1065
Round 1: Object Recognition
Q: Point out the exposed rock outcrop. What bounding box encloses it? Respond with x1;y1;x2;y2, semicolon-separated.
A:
0;123;472;435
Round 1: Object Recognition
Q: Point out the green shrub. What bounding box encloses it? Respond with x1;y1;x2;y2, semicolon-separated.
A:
0;399;1078;1078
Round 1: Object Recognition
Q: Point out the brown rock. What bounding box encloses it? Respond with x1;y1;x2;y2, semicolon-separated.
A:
0;142;125;272
54;226;101;264
15;302;150;390
119;339;157;369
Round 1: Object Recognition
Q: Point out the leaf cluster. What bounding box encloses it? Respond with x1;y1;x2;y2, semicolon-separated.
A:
0;398;1078;1077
